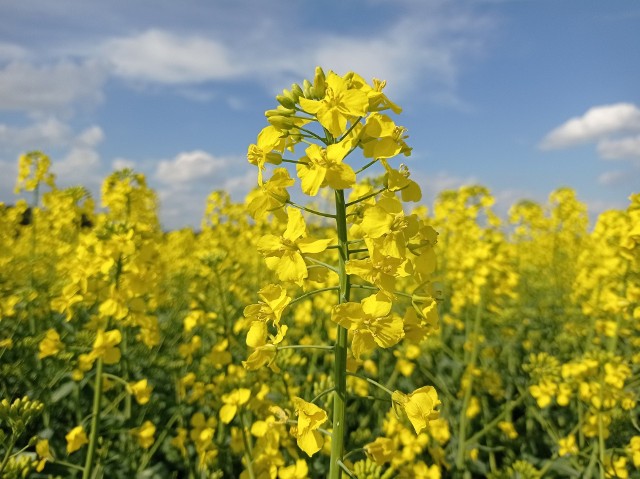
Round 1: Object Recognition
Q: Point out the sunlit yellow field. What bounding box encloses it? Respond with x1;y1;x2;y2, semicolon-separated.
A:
1;68;639;479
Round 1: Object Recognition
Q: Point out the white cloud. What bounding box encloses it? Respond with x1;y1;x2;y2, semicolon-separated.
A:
597;134;640;160
156;187;206;230
257;4;492;104
152;156;253;229
540;103;640;150
586;198;630;218
93;0;492;104
0;117;73;151
0;42;28;62
0;159;18;198
0;60;106;114
155;150;227;184
418;171;480;196
102;29;242;84
598;170;628;186
112;157;137;170
52;126;105;185
222;169;256;197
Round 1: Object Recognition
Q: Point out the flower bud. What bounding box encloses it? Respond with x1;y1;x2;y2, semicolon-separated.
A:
313;66;326;98
265;106;295;118
276;92;296;109
302;79;313;98
291;83;304;99
267;115;295;130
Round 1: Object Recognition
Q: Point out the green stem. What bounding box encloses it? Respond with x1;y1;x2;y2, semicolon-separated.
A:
311;387;336;404
240;411;256;479
354;158;379;175
83;357;104;479
305;256;339;274
286;200;336;219
139;414;180;471
278;344;335;351
343;448;365;462
337;460;357;478
280;158;306;165
346;188;386;207
339;116;363;143
213;267;230;339
346;372;394;396
289;287;340;307
101;373;129;388
52;459;85;472
466;395;525;445
597;409;605;479
297;127;328;144
120;329;131;420
329;189;351;479
0;434;17;474
454;294;484;471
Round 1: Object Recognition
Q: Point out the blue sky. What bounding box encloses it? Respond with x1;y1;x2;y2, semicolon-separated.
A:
1;0;639;229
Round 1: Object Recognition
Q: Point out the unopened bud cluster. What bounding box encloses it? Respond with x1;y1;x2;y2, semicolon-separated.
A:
265;70;329;131
0;396;44;436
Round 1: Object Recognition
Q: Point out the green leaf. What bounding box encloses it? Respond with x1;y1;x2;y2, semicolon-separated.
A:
51;381;76;403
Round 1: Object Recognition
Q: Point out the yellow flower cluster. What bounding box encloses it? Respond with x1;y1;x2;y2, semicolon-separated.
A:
1;70;638;478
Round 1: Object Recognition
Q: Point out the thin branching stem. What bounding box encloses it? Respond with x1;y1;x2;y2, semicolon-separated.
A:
354;158;379;175
346;372;394;396
289;286;340;307
346;188;387;207
287;200;336;219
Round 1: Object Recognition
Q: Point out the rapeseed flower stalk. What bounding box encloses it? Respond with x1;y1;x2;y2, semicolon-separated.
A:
2;87;637;477
244;67;442;478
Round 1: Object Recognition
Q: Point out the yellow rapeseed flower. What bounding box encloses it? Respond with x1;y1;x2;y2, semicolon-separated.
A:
127;379;152;405
91;329;122;364
296;140;356;196
627;436;640;467
220;388;251;424
392;386;440;435
257;208;332;285
35;439;53;472
66;425;88;454
130;420;156;449
246;167;293;220
278;459;309;479
38;328;63;359
558;434;578;456
331;293;405;359
364;437;395;465
299;71;369;137
291;397;328;456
